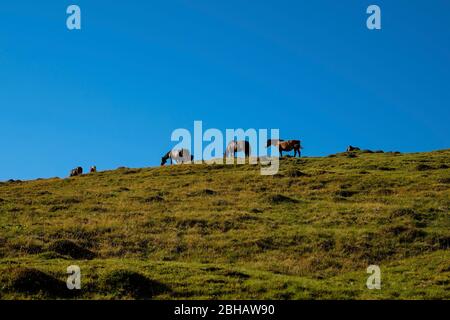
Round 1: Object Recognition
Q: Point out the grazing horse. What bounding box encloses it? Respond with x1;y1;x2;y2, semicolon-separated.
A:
224;140;251;158
346;145;360;152
70;167;83;177
267;139;302;157
161;149;193;166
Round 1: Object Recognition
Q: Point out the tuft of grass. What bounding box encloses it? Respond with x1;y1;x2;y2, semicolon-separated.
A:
5;267;68;297
416;164;434;171
267;194;298;204
48;240;95;260
99;270;170;299
285;168;309;177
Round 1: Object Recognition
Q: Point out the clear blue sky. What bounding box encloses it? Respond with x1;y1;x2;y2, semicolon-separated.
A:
1;1;449;180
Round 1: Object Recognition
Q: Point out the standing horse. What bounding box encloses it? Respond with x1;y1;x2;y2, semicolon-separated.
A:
70;167;83;177
161;149;193;166
224;140;251;158
267;139;302;157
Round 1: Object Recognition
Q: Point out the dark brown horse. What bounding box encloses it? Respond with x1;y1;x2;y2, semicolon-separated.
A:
267;139;302;157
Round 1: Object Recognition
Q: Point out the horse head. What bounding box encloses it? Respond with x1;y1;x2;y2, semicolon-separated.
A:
161;152;170;166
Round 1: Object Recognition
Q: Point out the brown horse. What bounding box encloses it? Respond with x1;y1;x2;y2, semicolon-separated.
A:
266;139;302;157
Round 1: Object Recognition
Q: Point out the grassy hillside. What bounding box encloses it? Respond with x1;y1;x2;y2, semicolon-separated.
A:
0;149;449;299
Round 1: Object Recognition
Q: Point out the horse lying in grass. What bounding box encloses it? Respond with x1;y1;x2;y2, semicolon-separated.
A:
161;149;193;166
266;139;302;157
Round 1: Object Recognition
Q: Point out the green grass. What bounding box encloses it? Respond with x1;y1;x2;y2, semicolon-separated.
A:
0;149;449;299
